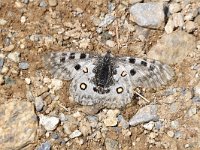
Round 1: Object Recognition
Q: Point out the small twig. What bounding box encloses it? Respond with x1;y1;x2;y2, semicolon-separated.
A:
133;90;150;103
115;19;120;51
57;103;68;111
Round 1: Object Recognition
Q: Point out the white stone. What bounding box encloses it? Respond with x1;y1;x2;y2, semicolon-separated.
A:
172;13;184;28
39;114;59;131
69;130;82;139
103;109;120;127
0;19;7;25
21;16;26;23
143;121;155;130
79;38;90;49
185;21;196;33
25;78;31;84
48;0;57;7
169;3;181;14
105;40;116;48
49;79;63;91
167;130;175;138
7;52;20;62
165;18;174;34
1;66;9;74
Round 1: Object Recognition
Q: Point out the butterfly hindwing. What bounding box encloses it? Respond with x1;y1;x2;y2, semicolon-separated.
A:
69;60;134;108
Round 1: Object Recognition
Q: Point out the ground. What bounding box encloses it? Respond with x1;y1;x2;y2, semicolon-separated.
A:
0;0;200;150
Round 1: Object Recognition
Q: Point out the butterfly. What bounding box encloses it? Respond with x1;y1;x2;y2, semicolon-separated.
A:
44;51;174;108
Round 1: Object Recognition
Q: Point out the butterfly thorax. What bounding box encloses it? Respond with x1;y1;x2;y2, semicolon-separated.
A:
92;52;116;94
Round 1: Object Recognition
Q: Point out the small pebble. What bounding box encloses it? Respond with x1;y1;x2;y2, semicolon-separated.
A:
39;0;48;8
69;130;82;139
7;52;20;62
185;144;190;148
35;97;44;112
185;21;196;33
105;40;116;48
129;105;159;126
103;109;120;127
173;13;184;28
0;19;7;25
20;16;26;23
165;18;174;34
48;0;58;7
39;114;60;131
169;3;181;13
167;130;175;138
19;62;29;70
4;45;15;52
0;57;4;69
143;121;155;130
25;78;31;84
98;14;115;27
0;75;4;85
38;141;51;150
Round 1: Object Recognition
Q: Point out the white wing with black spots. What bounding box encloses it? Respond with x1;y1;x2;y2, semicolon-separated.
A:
118;57;174;88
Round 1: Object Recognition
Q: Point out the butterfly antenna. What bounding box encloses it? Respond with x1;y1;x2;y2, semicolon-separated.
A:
133;90;150;103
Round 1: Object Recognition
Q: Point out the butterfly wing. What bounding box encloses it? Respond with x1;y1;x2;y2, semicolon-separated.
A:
44;52;92;80
117;57;174;88
69;60;134;108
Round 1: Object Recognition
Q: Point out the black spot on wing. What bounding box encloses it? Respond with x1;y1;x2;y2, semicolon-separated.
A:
129;58;136;64
149;64;155;71
130;69;136;76
141;61;147;66
69;53;75;59
74;64;81;70
80;53;86;59
60;57;65;62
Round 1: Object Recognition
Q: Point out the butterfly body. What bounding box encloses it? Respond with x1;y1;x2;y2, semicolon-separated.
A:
44;51;174;108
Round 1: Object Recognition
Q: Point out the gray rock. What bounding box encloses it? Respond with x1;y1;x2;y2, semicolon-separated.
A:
35;97;44;112
99;14;115;27
192;96;200;104
19;62;29;70
39;0;48;8
105;138;119;150
4;37;11;46
129;105;159;126
130;2;165;29
0;101;37;149
37;141;51;150
148;31;196;64
118;115;129;129
0;57;4;71
21;0;29;4
4;76;15;85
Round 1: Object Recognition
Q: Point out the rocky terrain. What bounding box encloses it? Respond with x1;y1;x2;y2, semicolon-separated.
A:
0;0;200;150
